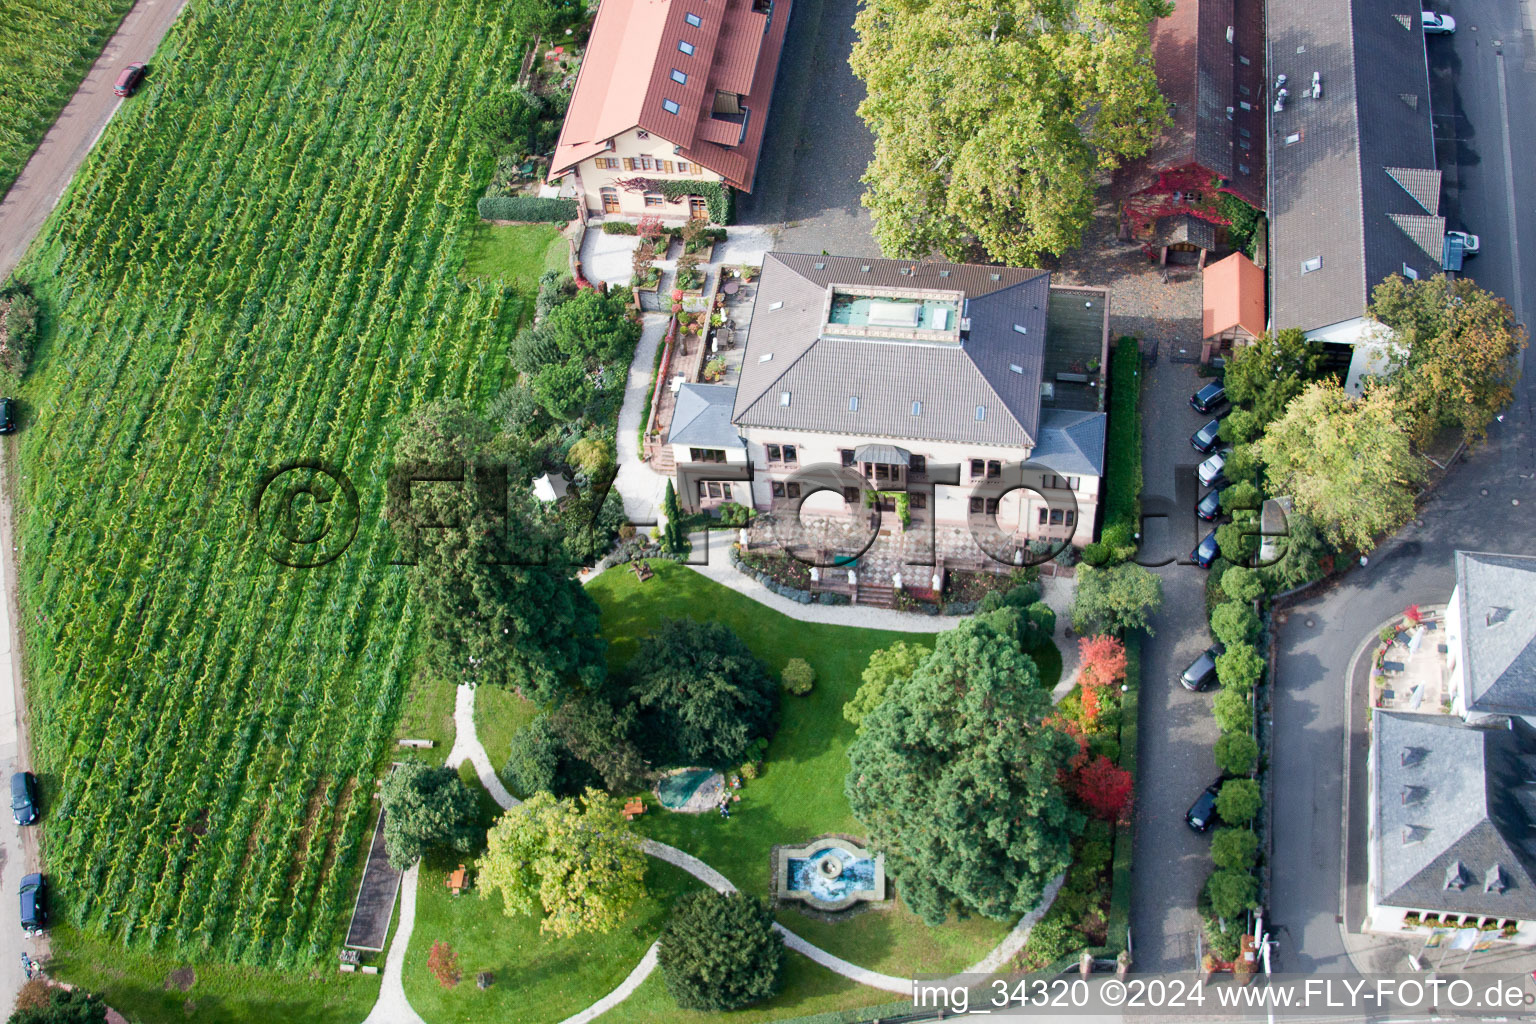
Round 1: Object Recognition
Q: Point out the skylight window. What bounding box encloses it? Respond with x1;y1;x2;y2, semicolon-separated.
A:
989;273;1001;281
1285;132;1301;145
1012;324;1028;335
1009;363;1024;374
678;39;695;55
779;391;791;406
758;352;773;363
685;11;702;25
975;406;986;421
670;68;687;84
769;300;783;310
911;401;922;416
1301;257;1322;274
848;396;859;411
860;265;871;273
814;261;825;269
662;98;681;114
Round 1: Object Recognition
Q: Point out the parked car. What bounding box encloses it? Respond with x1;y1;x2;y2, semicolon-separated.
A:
1180;642;1226;692
10;772;36;826
1190;381;1227;414
1192;529;1220;568
1190;417;1223;453
1186;781;1223;832
19;874;46;935
1421;11;1455;34
0;399;15;435
1197;487;1224;522
1198;448;1232;488
1445;230;1480;255
113;62;147;97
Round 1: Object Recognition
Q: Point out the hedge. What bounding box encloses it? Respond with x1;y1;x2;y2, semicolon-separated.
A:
1102;337;1143;552
476;195;578;222
603;220;638;234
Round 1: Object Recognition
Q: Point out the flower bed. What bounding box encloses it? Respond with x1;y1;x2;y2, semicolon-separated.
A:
728;546;851;605
945;567;1034;605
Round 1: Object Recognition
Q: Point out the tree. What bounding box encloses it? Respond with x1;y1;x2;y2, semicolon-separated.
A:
657;891;785;1011
626;619;778;766
1216;514;1260;566
781;658;815;696
849;0;1171;263
1210;603;1260;647
1367;273;1527;445
1072;563;1163;636
1257;509;1328;591
1223;328;1328;428
1075;754;1133;822
7;988;107;1024
503;0;582;38
1213;689;1251;734
1221;566;1265;604
1210;828;1259;871
1214;732;1259;776
846;618;1081;924
549;688;648;790
1215;643;1264;691
539;288;640;364
380;763;481;869
428;940;462;988
503;713;600;798
388;399;605;705
530;358;592;421
1214;778;1262;824
1255;382;1425;553
660;479;686;555
843;641;930;732
479;789;647;937
1205;867;1259;921
467;89;548;154
1077;634;1127;689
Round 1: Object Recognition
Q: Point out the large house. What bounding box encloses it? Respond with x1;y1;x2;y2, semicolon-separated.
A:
1116;0;1268;266
547;0;790;221
1268;0;1445;392
1447;552;1536;727
665;254;1109;552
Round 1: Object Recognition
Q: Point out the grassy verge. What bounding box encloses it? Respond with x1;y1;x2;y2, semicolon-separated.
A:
1104;336;1143;539
45;924;379;1024
462;222;569;289
392;667;459;768
474;685;539;771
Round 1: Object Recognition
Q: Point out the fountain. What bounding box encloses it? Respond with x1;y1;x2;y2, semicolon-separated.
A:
776;836;885;912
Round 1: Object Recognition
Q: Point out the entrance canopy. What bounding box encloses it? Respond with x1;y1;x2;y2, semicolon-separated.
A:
852;443;911;466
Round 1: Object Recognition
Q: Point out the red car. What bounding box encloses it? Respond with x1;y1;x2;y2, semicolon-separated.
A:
113;63;147;98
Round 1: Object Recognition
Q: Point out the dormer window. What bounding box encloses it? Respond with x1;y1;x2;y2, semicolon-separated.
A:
685;11;702;25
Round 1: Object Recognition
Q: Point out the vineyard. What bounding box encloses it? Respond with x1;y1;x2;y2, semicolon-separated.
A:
0;0;135;199
13;0;531;966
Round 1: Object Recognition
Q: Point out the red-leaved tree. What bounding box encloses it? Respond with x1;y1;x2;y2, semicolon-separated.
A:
429;940;461;989
1075;755;1133;822
1078;634;1127;689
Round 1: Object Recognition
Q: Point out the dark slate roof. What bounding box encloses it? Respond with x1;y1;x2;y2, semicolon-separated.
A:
1269;0;1441;334
1373;712;1536;918
668;383;745;449
732;254;1051;448
1032;409;1107;477
1456;552;1536;716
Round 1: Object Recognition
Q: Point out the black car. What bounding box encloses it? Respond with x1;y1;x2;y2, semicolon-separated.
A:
0;398;15;435
1190;417;1223;453
1196;487;1223;522
1190;381;1227;414
1191;529;1219;568
10;771;36;826
19;874;45;935
1186;781;1222;832
1180;642;1226;691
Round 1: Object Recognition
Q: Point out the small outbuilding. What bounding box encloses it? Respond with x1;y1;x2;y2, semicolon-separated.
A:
1202;252;1266;362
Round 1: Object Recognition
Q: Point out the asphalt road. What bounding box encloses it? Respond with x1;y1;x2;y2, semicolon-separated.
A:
1266;0;1536;974
1127;357;1226;972
0;0;189;285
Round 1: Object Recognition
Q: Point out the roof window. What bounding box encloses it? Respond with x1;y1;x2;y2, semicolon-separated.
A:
779;391;791;406
758;352;773;362
1285;132;1302;145
769;300;783;310
975;406;986;421
685;11;702;25
662;98;681;114
671;68;687;84
1012;324;1028;335
1301;257;1322;274
678;39;695;55
1009;363;1024;374
848;396;859;412
911;401;922;416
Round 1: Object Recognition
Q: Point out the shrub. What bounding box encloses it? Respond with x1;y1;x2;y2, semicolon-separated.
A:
0;281;40;378
1020;916;1083;970
1217;514;1261;565
1215;778;1262;824
602;220;639;234
1204;867;1259;921
1214;732;1259;776
717;501;754;526
535;269;574;319
428;940;462;988
740;761;759;780
476;195;579;223
1215;642;1264;690
1211;828;1259;871
658;892;785;1010
1213;688;1252;734
1211;603;1260;647
781;657;815;696
1222;565;1265;603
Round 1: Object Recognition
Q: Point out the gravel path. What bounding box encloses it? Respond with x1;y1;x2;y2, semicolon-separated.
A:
358;864;427;1024
612;313;673;523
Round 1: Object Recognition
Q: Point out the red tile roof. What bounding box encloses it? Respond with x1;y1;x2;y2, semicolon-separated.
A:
551;0;790;192
1203;252;1266;340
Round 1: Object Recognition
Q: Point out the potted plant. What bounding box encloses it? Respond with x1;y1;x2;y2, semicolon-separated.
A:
703;357;726;382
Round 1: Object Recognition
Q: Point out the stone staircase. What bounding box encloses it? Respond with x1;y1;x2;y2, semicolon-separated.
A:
856;579;895;608
647;443;676;474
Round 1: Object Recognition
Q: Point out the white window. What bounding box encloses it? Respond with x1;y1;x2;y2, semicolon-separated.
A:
1403;264;1419;280
779;391;791;406
848;396;859;411
671;68;687;84
662;98;681;114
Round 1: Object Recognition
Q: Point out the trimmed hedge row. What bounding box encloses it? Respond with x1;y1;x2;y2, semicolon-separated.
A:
476;195;578;222
1103;336;1143;542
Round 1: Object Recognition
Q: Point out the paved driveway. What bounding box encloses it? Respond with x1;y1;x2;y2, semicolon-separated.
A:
736;0;880;256
1127;359;1225;972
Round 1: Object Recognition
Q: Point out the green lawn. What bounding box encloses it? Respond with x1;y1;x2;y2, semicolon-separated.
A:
587;561;1015;973
45;924;379;1024
462;223;569;290
474;685;539;775
394;667;459;768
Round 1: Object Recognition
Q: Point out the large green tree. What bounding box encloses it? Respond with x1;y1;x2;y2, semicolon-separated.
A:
850;0;1171;263
626;619;778;765
842;640;931;732
380;763;482;869
1071;563;1163;636
1220;328;1329;439
479;788;647;937
657;892;785;1011
1254;383;1424;553
846;618;1081;925
1368;273;1527;445
389;399;605;704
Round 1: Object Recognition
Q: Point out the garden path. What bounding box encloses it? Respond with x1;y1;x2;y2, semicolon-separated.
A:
358;863;427;1024
612;313;673;523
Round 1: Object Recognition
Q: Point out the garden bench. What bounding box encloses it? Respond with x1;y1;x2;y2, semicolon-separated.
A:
1055;371;1090;384
396;738;435;749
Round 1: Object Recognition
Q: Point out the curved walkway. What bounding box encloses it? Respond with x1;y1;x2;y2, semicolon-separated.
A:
359;863;427;1024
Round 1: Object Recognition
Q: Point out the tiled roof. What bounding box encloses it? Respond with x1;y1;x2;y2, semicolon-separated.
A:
550;0;791;192
732;254;1052;448
1390;213;1449;262
1202;252;1266;339
1456;551;1536;717
1032;409;1107;477
1269;0;1441;334
668;383;745;448
1373;712;1536;919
